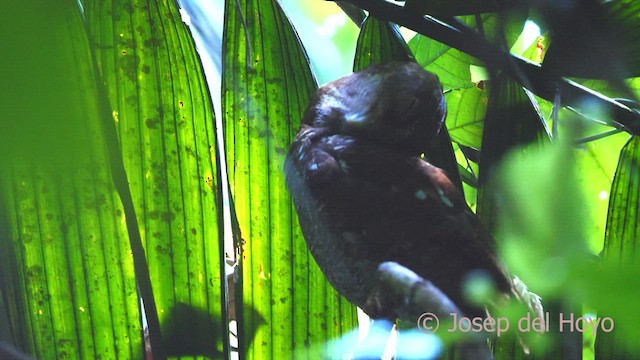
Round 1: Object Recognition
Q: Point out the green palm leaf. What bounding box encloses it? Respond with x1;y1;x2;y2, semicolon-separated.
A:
0;2;142;358
222;0;358;358
83;0;227;357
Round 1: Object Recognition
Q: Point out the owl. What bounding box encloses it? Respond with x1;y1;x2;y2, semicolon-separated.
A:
284;62;512;319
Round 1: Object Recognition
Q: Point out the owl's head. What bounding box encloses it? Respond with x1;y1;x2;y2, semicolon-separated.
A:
303;62;446;153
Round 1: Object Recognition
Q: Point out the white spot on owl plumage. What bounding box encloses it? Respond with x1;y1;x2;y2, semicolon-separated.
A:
345;112;366;123
415;189;427;200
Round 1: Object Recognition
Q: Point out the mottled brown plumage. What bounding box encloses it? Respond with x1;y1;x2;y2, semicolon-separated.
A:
284;62;511;319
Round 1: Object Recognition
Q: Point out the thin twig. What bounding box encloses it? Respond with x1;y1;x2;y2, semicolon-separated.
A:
575;129;624;145
553;83;560;138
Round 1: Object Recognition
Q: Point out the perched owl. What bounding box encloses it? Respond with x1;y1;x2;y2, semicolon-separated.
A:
284;62;512;319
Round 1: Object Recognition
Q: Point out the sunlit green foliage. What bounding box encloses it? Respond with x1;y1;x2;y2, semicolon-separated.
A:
222;0;358;358
0;2;143;358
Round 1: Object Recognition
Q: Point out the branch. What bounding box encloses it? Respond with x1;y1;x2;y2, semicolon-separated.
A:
335;1;366;26
337;0;640;135
366;262;493;360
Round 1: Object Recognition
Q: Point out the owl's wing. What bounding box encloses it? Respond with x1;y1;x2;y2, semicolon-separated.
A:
286;129;511;295
292;131;470;218
351;137;507;258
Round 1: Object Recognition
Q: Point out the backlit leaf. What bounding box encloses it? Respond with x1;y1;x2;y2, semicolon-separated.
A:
222;0;358;358
84;0;227;357
0;2;142;358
